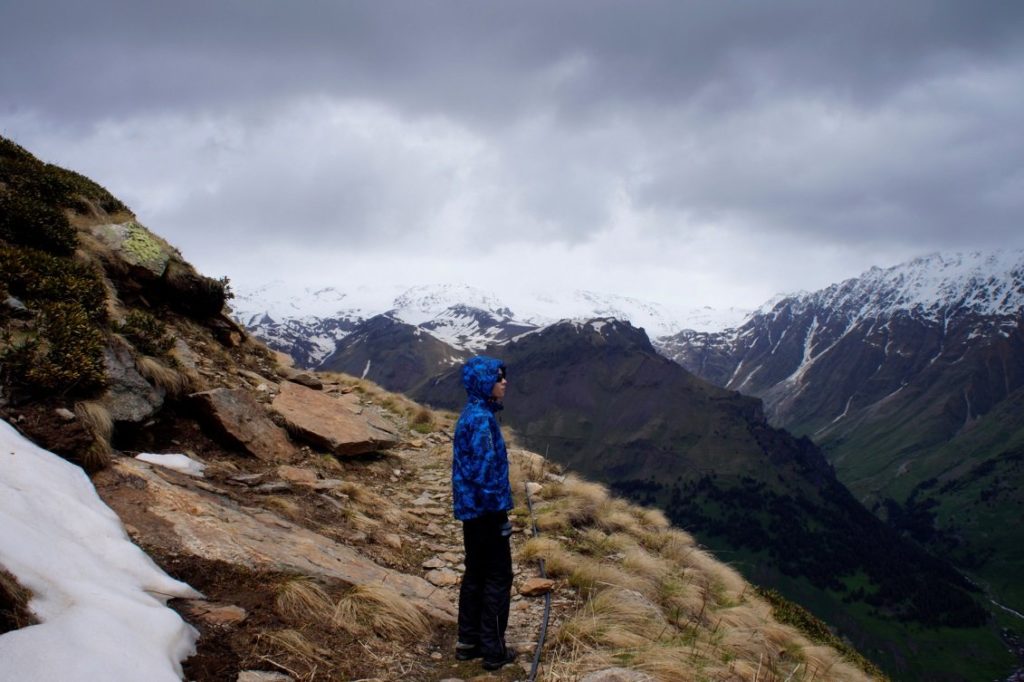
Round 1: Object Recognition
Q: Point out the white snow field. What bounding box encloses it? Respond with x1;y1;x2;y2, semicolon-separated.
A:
0;420;201;681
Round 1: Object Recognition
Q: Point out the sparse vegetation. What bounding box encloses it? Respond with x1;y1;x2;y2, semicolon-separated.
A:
116;309;174;357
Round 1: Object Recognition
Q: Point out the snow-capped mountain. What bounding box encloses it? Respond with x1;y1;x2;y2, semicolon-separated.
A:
660;249;1024;491
231;281;749;367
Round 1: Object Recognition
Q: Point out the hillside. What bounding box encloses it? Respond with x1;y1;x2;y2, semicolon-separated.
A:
657;253;1024;617
414;317;1015;681
0;135;890;681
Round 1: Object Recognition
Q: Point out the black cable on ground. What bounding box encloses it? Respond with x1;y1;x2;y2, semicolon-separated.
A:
524;482;552;682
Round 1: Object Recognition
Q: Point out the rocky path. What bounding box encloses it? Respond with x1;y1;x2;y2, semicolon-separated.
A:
389;443;563;682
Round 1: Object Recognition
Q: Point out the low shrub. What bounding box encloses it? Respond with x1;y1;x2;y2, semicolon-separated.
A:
115;309;174;356
1;302;106;396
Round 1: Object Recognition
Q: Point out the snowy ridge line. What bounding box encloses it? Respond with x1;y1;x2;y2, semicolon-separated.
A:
0;420;200;682
760;250;1024;325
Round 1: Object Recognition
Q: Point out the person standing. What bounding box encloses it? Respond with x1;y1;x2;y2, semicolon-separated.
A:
451;355;516;671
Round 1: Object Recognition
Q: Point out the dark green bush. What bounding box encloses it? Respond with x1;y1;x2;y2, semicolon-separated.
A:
0;245;107;322
0;134;129;255
1;302;106;396
0;193;77;255
115;309;173;356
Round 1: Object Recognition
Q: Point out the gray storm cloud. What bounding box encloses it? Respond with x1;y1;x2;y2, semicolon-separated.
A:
2;1;1023;305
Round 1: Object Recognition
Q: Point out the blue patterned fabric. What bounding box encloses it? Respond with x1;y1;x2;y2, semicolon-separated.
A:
452;356;513;521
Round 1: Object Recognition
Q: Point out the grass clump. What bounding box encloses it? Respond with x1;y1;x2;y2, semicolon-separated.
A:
409;407;435;434
275;576;335;626
332;584;429;640
115;309;174;356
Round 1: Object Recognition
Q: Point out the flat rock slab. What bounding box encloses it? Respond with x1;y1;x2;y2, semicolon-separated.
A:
271;382;399;456
99;459;456;623
191;388;299;463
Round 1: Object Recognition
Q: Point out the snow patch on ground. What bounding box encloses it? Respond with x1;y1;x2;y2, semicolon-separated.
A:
136;453;206;478
0;420;201;681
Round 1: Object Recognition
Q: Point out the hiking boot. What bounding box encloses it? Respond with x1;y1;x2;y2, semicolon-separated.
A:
455;642;481;661
482;647;517;671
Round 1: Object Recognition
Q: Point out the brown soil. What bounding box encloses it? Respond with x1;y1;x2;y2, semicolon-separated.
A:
0;568;36;635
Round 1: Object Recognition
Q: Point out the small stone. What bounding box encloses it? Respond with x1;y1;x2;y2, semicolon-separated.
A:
518;578;555;597
425;568;459;587
313;478;345;491
430;652;443;660
409;439;425;448
348;531;369;544
229;473;266;485
422;557;446;569
183;600;248;626
252;482;291;494
380;533;403;550
237;672;294;682
424;522;445;537
544;472;566;483
525;481;543;497
412;493;433;506
276;465;318;486
54;408;76;422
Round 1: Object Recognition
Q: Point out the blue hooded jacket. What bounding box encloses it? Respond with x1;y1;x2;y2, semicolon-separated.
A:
452;356;513;521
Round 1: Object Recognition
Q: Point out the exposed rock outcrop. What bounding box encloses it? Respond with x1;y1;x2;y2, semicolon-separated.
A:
99;457;456;623
271;381;399;455
190;388;299;463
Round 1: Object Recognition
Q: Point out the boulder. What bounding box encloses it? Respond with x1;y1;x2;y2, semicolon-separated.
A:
100;344;164;423
190;388;299;463
89;221;174;278
97;458;457;623
271;382;398;456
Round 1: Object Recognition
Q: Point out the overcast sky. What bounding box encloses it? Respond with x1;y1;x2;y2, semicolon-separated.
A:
3;1;1023;309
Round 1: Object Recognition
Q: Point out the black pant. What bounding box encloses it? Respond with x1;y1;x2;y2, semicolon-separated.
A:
458;510;513;660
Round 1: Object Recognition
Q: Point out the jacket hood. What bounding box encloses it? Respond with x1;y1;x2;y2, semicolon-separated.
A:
461;355;506;402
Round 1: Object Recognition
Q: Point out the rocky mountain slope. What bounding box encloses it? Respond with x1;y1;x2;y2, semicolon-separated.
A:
657;252;1024;616
0;135;894;681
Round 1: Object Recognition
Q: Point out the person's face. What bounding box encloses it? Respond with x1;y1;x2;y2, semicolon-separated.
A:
491;374;507;400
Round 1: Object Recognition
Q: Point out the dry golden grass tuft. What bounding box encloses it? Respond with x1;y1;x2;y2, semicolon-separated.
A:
73;400;113;470
332;584;429;640
256;628;330;667
274;576;335;626
519;537;579;578
558;587;669;650
136;355;191;396
263;496;302;519
510;447;880;682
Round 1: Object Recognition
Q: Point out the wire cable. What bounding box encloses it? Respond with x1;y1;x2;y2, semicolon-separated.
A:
524;481;552;682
